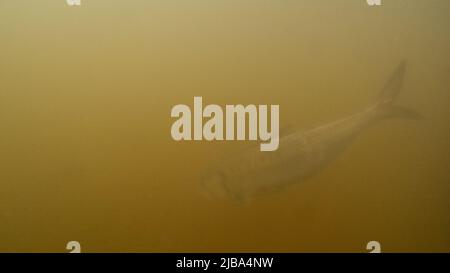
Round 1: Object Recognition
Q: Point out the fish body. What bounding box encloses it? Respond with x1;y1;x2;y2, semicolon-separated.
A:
201;62;420;201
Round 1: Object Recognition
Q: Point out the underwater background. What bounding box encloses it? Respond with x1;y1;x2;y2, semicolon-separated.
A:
0;0;449;252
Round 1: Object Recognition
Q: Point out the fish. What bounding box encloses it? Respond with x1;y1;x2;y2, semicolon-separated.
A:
200;61;421;202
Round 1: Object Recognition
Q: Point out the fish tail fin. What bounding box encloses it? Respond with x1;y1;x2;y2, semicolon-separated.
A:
375;60;422;120
378;60;407;105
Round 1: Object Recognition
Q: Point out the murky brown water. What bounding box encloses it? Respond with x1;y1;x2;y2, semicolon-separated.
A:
0;0;449;252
